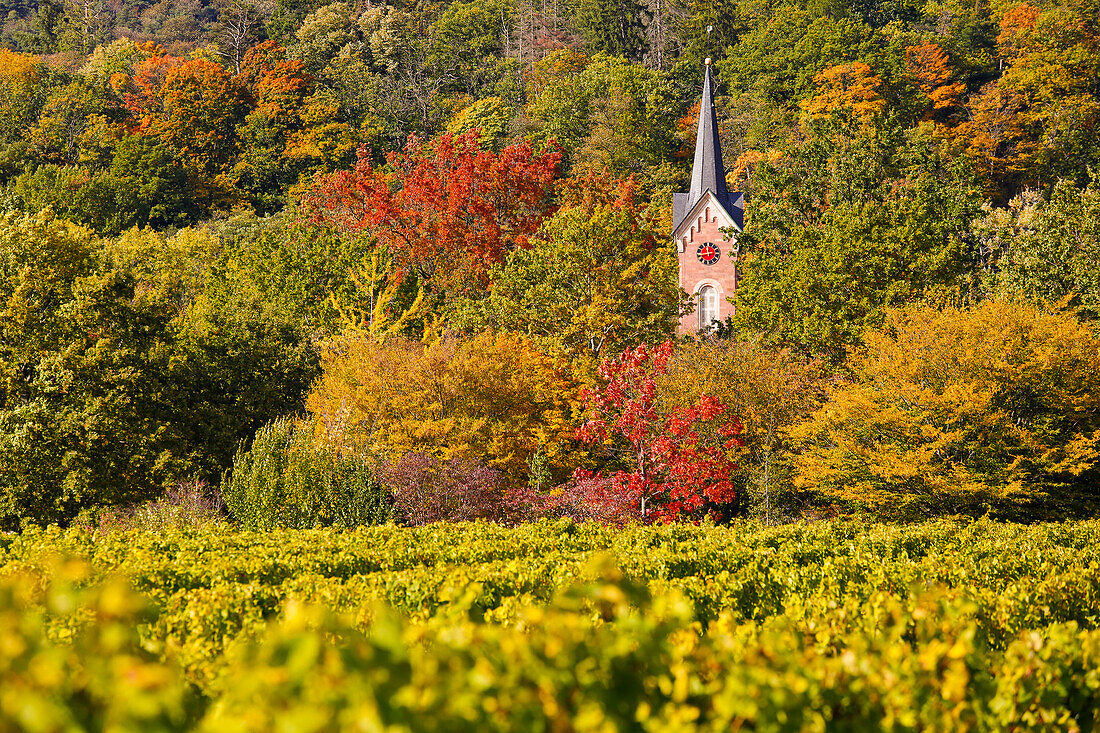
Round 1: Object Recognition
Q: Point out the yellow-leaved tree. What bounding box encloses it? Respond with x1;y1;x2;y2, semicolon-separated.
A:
791;299;1100;519
0;50;43;147
799;62;886;122
305;330;580;484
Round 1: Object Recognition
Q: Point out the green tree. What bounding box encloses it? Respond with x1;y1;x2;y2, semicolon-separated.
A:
717;7;887;111
570;0;648;60
0;212;182;528
77;37;144;86
101;224;319;485
28;79;113;165
55;0;113;55
976;179;1100;317
428;0;514;95
154;252;320;484
0;0;63;53
453;181;683;367
526;53;676;178
288;1;357;75
11;135;207;235
207;208;377;336
733;117;982;360
0;211;325;527
446;97;516;150
666;0;744;70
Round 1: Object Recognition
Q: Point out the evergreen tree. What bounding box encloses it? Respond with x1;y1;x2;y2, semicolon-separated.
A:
570;0;648;60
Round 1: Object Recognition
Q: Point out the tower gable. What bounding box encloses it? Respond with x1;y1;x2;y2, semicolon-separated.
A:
672;189;741;253
672;190;744;240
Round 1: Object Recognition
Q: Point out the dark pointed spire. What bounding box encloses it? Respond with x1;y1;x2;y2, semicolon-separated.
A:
689;58;728;205
671;59;742;235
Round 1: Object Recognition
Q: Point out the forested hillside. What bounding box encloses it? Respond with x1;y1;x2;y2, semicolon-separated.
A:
1;0;1099;528
4;0;1099;218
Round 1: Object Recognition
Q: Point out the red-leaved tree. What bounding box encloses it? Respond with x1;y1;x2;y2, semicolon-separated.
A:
566;341;744;523
302;131;560;294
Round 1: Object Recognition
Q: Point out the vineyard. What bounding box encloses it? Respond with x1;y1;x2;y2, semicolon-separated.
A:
3;519;1099;730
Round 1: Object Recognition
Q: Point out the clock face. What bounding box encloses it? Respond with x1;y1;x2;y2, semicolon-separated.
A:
697;242;721;266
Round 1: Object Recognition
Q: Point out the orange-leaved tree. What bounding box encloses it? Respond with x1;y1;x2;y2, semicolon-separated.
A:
232;41;315;209
799;62;886;122
123;54;248;176
0;49;43;147
237;41;312;126
305;330;580;485
302;131;561;296
905;43;965;119
959;2;1100;196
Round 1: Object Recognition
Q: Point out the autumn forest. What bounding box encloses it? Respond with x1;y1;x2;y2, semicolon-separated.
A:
6;0;1100;727
0;0;1099;531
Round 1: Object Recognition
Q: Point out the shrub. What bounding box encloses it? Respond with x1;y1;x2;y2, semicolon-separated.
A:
505;473;637;525
81;480;226;533
791;298;1100;519
380;452;506;526
223;418;391;529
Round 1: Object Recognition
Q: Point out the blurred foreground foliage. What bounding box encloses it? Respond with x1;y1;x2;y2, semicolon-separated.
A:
3;519;1100;730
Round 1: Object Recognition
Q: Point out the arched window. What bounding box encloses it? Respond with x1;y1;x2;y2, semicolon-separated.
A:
697;285;719;329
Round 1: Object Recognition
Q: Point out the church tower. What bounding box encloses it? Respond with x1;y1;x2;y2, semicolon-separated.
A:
672;59;743;334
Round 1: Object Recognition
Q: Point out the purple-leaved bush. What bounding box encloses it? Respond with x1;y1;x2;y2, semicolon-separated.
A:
380;453;506;526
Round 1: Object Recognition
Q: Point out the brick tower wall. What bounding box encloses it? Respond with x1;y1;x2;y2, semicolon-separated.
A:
676;198;737;335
